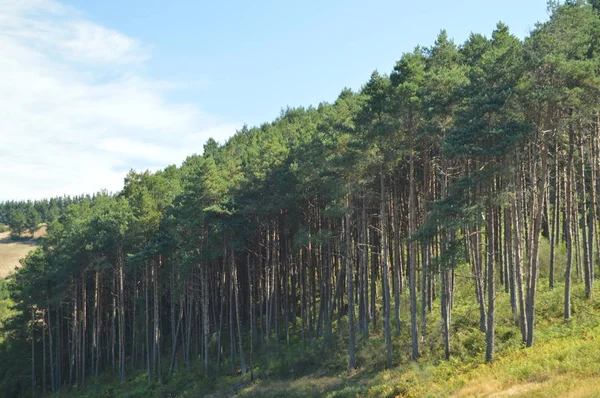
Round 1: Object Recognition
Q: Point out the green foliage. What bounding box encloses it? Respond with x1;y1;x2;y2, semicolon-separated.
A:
8;210;27;237
0;196;92;227
0;279;13;343
25;206;41;233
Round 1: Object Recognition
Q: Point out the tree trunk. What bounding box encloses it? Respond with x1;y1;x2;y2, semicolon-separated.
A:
345;195;356;369
247;253;255;381
565;125;575;320
579;134;592;299
514;170;528;343
48;305;56;394
485;201;495;363
549;136;560;289
203;263;211;373
380;174;392;367
526;135;548;347
392;184;402;337
409;120;419;361
232;253;247;376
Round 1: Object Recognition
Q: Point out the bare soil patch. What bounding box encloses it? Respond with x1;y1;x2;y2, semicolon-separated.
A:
489;383;542;397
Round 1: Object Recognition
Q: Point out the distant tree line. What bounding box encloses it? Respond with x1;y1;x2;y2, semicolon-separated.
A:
0;196;99;237
1;1;600;396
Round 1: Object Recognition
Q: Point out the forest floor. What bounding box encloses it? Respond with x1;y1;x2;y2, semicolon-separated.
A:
57;270;600;398
0;225;46;278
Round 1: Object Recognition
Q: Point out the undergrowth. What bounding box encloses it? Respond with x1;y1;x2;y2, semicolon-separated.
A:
55;269;600;398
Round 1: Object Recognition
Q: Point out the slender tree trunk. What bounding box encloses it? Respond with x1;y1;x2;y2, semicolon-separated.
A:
145;262;151;384
379;174;392;367
153;257;161;382
505;207;518;326
48;305;56;394
588;132;597;296
409;119;419;361
42;309;47;396
247;253;255;381
485;200;495;363
549;136;560;289
82;272;87;386
579;134;592;299
421;150;430;336
232;253;247;376
345;195;356;369
131;264;137;372
168;303;183;377
514;173;528;343
565;125;575;320
392;184;402;337
216;268;225;369
525;135;548;347
370;227;377;332
469;227;487;333
361;199;370;339
440;159;451;360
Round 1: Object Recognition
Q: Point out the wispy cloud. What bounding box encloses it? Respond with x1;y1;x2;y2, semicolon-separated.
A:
0;0;239;201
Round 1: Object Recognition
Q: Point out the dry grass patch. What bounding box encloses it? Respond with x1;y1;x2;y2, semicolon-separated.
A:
488;382;544;397
0;226;46;278
562;377;600;398
239;375;344;397
30;224;47;239
455;379;504;397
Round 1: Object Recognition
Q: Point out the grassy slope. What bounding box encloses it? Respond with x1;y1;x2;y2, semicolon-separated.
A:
0;225;45;345
57;257;600;398
0;226;46;278
233;284;600;398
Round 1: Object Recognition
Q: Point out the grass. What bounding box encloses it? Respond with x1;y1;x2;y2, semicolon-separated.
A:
0;225;46;278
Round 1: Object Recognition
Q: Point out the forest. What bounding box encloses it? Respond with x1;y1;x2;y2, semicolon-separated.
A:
0;197;91;237
1;1;600;396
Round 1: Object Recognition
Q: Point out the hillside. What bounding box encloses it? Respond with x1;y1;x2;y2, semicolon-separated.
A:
0;226;46;278
2;2;600;397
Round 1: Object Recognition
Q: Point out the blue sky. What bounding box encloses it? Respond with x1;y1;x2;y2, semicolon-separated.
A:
1;0;549;200
63;0;550;127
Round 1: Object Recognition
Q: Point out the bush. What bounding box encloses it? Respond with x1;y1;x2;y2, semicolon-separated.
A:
0;224;8;233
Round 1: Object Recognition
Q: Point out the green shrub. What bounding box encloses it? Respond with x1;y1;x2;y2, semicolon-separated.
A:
538;237;568;282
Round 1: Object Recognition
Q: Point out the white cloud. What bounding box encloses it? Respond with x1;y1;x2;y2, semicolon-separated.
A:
0;0;239;201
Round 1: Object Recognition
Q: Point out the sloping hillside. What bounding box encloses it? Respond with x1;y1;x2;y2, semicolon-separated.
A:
0;226;46;278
